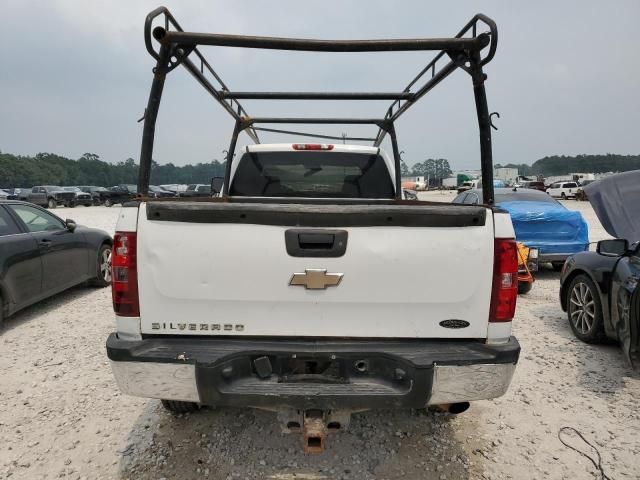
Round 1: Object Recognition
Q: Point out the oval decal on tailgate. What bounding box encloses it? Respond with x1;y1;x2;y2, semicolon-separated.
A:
439;319;470;329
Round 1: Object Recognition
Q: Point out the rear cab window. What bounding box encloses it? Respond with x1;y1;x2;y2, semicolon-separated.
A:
229;150;394;198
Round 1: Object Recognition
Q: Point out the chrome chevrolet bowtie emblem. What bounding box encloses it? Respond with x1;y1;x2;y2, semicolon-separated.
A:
289;269;344;290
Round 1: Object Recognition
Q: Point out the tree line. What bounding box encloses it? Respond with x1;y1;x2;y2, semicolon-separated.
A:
496;154;640;177
0;152;225;188
401;158;453;186
1;151;639;189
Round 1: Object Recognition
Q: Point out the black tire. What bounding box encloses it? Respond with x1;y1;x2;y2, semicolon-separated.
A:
68;202;76;208
552;262;565;272
104;198;113;207
518;281;533;295
84;204;91;207
89;243;112;287
0;294;4;330
161;400;200;414
561;192;567;200
47;198;57;209
565;274;606;343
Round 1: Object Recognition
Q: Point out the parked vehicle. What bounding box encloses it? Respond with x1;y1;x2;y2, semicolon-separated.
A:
106;9;518;451
148;185;177;198
546;181;579;199
78;186;110;205
0;190;18;200
402;189;418;200
27;186;77;208
2;188;26;200
516;242;537;295
0;200;112;327
77;186;130;207
457;179;479;193
159;184;188;194
560;171;639;367
102;185;137;207
62;187;93;207
179;184;212;197
575;179;596;201
520;180;546;192
457;179;506;193
453;188;588;269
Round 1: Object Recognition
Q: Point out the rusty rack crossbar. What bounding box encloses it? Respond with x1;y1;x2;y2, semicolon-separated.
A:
139;7;498;203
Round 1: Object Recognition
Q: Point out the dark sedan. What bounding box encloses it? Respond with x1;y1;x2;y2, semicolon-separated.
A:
148;185;177;198
559;171;640;367
0;200;112;327
521;180;546;192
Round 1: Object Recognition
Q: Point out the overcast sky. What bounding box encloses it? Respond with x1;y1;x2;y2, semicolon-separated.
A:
1;0;639;170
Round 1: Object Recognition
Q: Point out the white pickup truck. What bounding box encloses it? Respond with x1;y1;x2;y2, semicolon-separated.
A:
107;145;519;414
107;8;519;451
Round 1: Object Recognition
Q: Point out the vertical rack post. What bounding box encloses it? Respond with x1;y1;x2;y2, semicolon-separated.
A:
471;54;495;205
138;45;171;196
222;119;242;196
387;123;402;200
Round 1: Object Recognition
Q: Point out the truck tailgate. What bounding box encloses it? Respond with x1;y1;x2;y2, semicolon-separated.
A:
137;202;494;338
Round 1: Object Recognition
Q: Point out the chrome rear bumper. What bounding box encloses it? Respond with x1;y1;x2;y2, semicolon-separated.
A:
107;334;519;408
110;360;516;406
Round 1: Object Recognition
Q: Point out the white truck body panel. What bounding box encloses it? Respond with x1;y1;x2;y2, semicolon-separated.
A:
136;203;497;338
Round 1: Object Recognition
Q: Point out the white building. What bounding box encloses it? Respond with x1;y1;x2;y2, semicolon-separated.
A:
495;167;519;184
442;177;458;188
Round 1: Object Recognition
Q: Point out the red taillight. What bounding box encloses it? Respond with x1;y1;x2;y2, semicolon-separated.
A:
489;238;518;322
111;232;139;317
292;144;334;150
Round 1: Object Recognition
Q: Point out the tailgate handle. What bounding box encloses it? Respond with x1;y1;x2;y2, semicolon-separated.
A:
298;233;334;249
285;229;348;258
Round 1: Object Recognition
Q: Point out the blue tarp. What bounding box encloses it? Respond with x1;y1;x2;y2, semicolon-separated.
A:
497;200;589;255
493;179;506;188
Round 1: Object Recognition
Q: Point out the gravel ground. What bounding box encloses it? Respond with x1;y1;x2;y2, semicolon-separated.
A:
1;199;638;480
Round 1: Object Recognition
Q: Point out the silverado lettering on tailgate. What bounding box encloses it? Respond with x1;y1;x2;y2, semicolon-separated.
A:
151;323;245;332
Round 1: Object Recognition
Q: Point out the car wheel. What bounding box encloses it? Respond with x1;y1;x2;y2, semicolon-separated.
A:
68;202;76;208
161;400;200;414
104;199;113;207
0;294;4;329
566;274;605;343
89;244;112;287
48;198;57;209
518;281;533;295
551;262;564;272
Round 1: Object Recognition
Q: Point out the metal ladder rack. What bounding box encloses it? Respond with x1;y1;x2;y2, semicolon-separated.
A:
139;7;498;204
